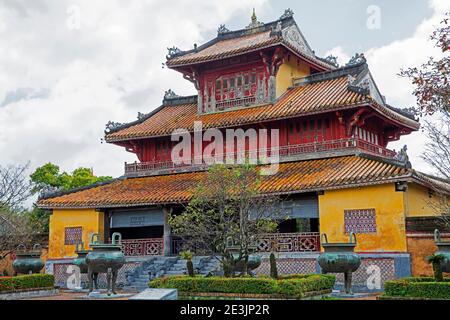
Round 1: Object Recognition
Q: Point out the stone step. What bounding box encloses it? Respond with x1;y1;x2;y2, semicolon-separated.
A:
132;280;150;284
123;286;148;292
164;270;185;275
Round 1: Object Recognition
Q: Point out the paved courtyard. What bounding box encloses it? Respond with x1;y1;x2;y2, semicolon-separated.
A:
22;290;379;300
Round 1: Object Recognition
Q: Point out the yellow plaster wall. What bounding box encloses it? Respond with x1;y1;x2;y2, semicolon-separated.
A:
405;183;443;217
318;184;407;252
276;57;310;97
48;209;104;259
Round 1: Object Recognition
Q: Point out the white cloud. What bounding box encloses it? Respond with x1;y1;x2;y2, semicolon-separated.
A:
0;0;266;180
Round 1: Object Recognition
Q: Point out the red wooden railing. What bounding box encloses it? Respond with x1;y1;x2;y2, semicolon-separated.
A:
121;238;164;256
122;232;320;257
125;138;397;176
256;232;320;253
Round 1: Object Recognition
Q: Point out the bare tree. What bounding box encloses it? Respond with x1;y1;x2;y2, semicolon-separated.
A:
0;208;39;261
0;163;32;210
421;116;450;180
400;13;450;226
169;164;279;277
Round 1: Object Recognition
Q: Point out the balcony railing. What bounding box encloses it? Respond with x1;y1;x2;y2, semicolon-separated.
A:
171;232;321;256
125;137;397;176
121;238;164;256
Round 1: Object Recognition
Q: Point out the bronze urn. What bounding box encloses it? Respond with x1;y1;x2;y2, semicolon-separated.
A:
317;233;361;294
73;242;90;274
85;232;125;295
434;229;450;273
12;244;44;275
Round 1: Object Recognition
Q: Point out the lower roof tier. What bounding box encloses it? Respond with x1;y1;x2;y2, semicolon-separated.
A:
37;155;449;210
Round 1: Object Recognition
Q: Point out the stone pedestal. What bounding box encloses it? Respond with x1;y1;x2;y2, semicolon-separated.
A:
129;288;178;300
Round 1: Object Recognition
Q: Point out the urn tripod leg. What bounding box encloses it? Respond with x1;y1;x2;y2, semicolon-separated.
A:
344;270;353;294
112;270;118;295
106;268;112;295
88;268;94;292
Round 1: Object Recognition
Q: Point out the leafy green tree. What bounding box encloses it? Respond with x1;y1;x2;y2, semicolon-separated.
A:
30;162;112;193
29;163;112;233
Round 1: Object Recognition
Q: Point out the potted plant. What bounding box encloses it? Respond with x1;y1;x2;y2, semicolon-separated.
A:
427;253;445;282
180;250;194;277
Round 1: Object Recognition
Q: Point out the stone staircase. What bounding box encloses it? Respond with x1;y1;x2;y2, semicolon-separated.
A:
124;256;222;292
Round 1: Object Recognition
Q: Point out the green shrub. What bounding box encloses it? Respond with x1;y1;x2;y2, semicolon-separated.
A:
277;274;311;280
0;274;55;293
151;276;276;294
0;277;14;292
277;275;336;298
150;274;335;298
384;277;450;299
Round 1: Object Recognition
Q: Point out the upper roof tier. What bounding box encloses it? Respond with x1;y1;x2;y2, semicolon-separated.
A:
165;9;335;71
105;60;419;142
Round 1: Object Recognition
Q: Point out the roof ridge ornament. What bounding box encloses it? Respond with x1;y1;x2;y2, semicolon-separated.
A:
105;121;124;134
395;145;412;168
246;8;264;29
217;24;231;35
270;21;283;37
137;112;146;120
324;55;339;67
346;53;367;66
164;89;179;100
166;46;182;60
279;8;294;20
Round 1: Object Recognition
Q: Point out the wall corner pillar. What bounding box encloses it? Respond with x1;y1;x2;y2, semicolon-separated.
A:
163;206;172;256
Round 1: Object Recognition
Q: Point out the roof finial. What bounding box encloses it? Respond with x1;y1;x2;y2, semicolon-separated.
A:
251;8;257;23
246;8;264;29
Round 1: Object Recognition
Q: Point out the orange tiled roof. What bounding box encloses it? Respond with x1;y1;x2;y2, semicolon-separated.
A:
167;30;278;66
105;75;419;142
38;155;432;209
166;16;332;70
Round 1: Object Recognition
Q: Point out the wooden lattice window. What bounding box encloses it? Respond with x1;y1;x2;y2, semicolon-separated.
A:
344;209;377;234
64;227;82;245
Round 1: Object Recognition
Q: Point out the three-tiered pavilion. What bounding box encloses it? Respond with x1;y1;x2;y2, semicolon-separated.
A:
38;9;450;290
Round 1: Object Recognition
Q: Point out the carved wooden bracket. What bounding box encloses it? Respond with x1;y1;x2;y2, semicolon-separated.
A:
182;67;200;90
346;108;368;136
260;47;286;77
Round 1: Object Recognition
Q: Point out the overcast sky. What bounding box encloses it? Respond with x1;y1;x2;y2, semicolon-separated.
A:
0;0;448;182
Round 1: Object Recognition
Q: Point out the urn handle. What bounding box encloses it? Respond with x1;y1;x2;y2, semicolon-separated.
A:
32;243;42;251
75;241;84;252
111;232;122;245
321;233;328;244
349;232;357;244
225;236;234;247
434;229;441;243
90;233;101;245
16;244;27;252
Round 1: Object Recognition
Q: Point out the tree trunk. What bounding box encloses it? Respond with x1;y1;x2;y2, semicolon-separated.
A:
433;261;444;282
186;259;194;277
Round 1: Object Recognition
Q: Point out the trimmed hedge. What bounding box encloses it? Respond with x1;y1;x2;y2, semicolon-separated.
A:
150;274;335;299
0;274;55;293
384;277;450;300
